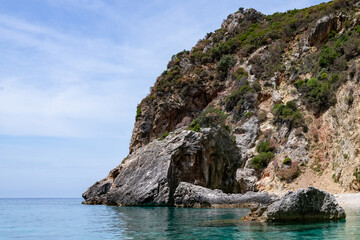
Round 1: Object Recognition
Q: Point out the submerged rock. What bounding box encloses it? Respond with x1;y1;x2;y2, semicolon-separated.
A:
83;127;242;206
244;187;346;222
174;182;278;208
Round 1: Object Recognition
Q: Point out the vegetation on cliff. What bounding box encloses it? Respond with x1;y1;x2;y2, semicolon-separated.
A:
84;0;360;205
127;0;360;192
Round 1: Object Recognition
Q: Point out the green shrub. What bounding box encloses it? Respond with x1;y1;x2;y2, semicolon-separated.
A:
354;168;360;182
245;112;253;118
252;139;276;169
294;77;336;114
189;106;227;131
335;34;349;52
342;37;360;60
165;65;182;81
283;157;292;165
319;45;339;68
232;67;248;81
225;83;254;111
343;154;348;159
211;28;226;44
189;122;200;132
330;74;339;84
149;95;156;101
328;30;337;39
355;25;360;34
253;81;262;92
332;173;339;183
256;139;274;153
294;79;305;89
273;101;303;128
320;72;328;80
136;107;141;120
190;50;206;64
217;55;236;79
217;38;241;57
155;65;183;92
252;152;275;169
159;132;170;140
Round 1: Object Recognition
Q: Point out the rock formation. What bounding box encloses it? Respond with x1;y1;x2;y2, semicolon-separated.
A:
83;127;242;205
84;0;360;207
307;14;345;47
174;182;277;208
236;168;258;193
244;187;346;222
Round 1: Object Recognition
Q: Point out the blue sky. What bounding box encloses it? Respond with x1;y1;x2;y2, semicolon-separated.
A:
0;0;328;198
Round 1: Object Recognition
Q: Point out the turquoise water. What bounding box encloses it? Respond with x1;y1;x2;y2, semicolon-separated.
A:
0;198;359;239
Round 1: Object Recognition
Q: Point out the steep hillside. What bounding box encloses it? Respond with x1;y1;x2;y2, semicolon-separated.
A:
83;0;360;205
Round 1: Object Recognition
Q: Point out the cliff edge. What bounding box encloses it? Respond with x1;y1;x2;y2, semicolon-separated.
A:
84;0;360;206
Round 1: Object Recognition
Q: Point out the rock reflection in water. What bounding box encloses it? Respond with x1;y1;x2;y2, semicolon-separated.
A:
104;206;359;240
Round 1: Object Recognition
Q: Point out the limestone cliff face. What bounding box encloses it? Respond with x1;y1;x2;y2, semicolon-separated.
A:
128;8;264;154
83;128;241;205
84;0;360;206
327;60;360;190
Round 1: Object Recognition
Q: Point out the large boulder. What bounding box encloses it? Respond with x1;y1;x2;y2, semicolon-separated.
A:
221;9;263;34
221;12;243;34
174;182;277;208
82;127;242;206
243;8;263;23
244;187;346;222
236;168;258;193
307;14;344;46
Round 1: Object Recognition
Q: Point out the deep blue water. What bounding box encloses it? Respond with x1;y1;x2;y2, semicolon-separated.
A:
1;198;360;239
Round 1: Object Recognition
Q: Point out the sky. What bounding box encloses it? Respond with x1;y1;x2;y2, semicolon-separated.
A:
0;0;329;198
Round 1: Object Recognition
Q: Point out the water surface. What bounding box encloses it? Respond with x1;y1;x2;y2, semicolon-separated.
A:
0;198;359;239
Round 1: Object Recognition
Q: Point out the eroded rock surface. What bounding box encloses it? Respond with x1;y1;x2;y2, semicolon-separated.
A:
236;168;258;193
244;187;346;222
308;14;344;46
83;127;242;206
174;182;277;208
221;8;263;34
233;117;259;160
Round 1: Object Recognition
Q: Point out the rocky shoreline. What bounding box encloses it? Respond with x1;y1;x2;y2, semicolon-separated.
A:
244;187;346;222
175;184;346;222
82;127;346;222
84;181;346;222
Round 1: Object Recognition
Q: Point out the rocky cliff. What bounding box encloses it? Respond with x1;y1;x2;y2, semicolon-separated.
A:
83;0;360;206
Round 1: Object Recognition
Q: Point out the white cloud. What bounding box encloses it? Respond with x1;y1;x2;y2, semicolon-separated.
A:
0;77;134;137
0;14;149;138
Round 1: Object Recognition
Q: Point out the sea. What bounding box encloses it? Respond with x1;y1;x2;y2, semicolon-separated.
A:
1;198;360;239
